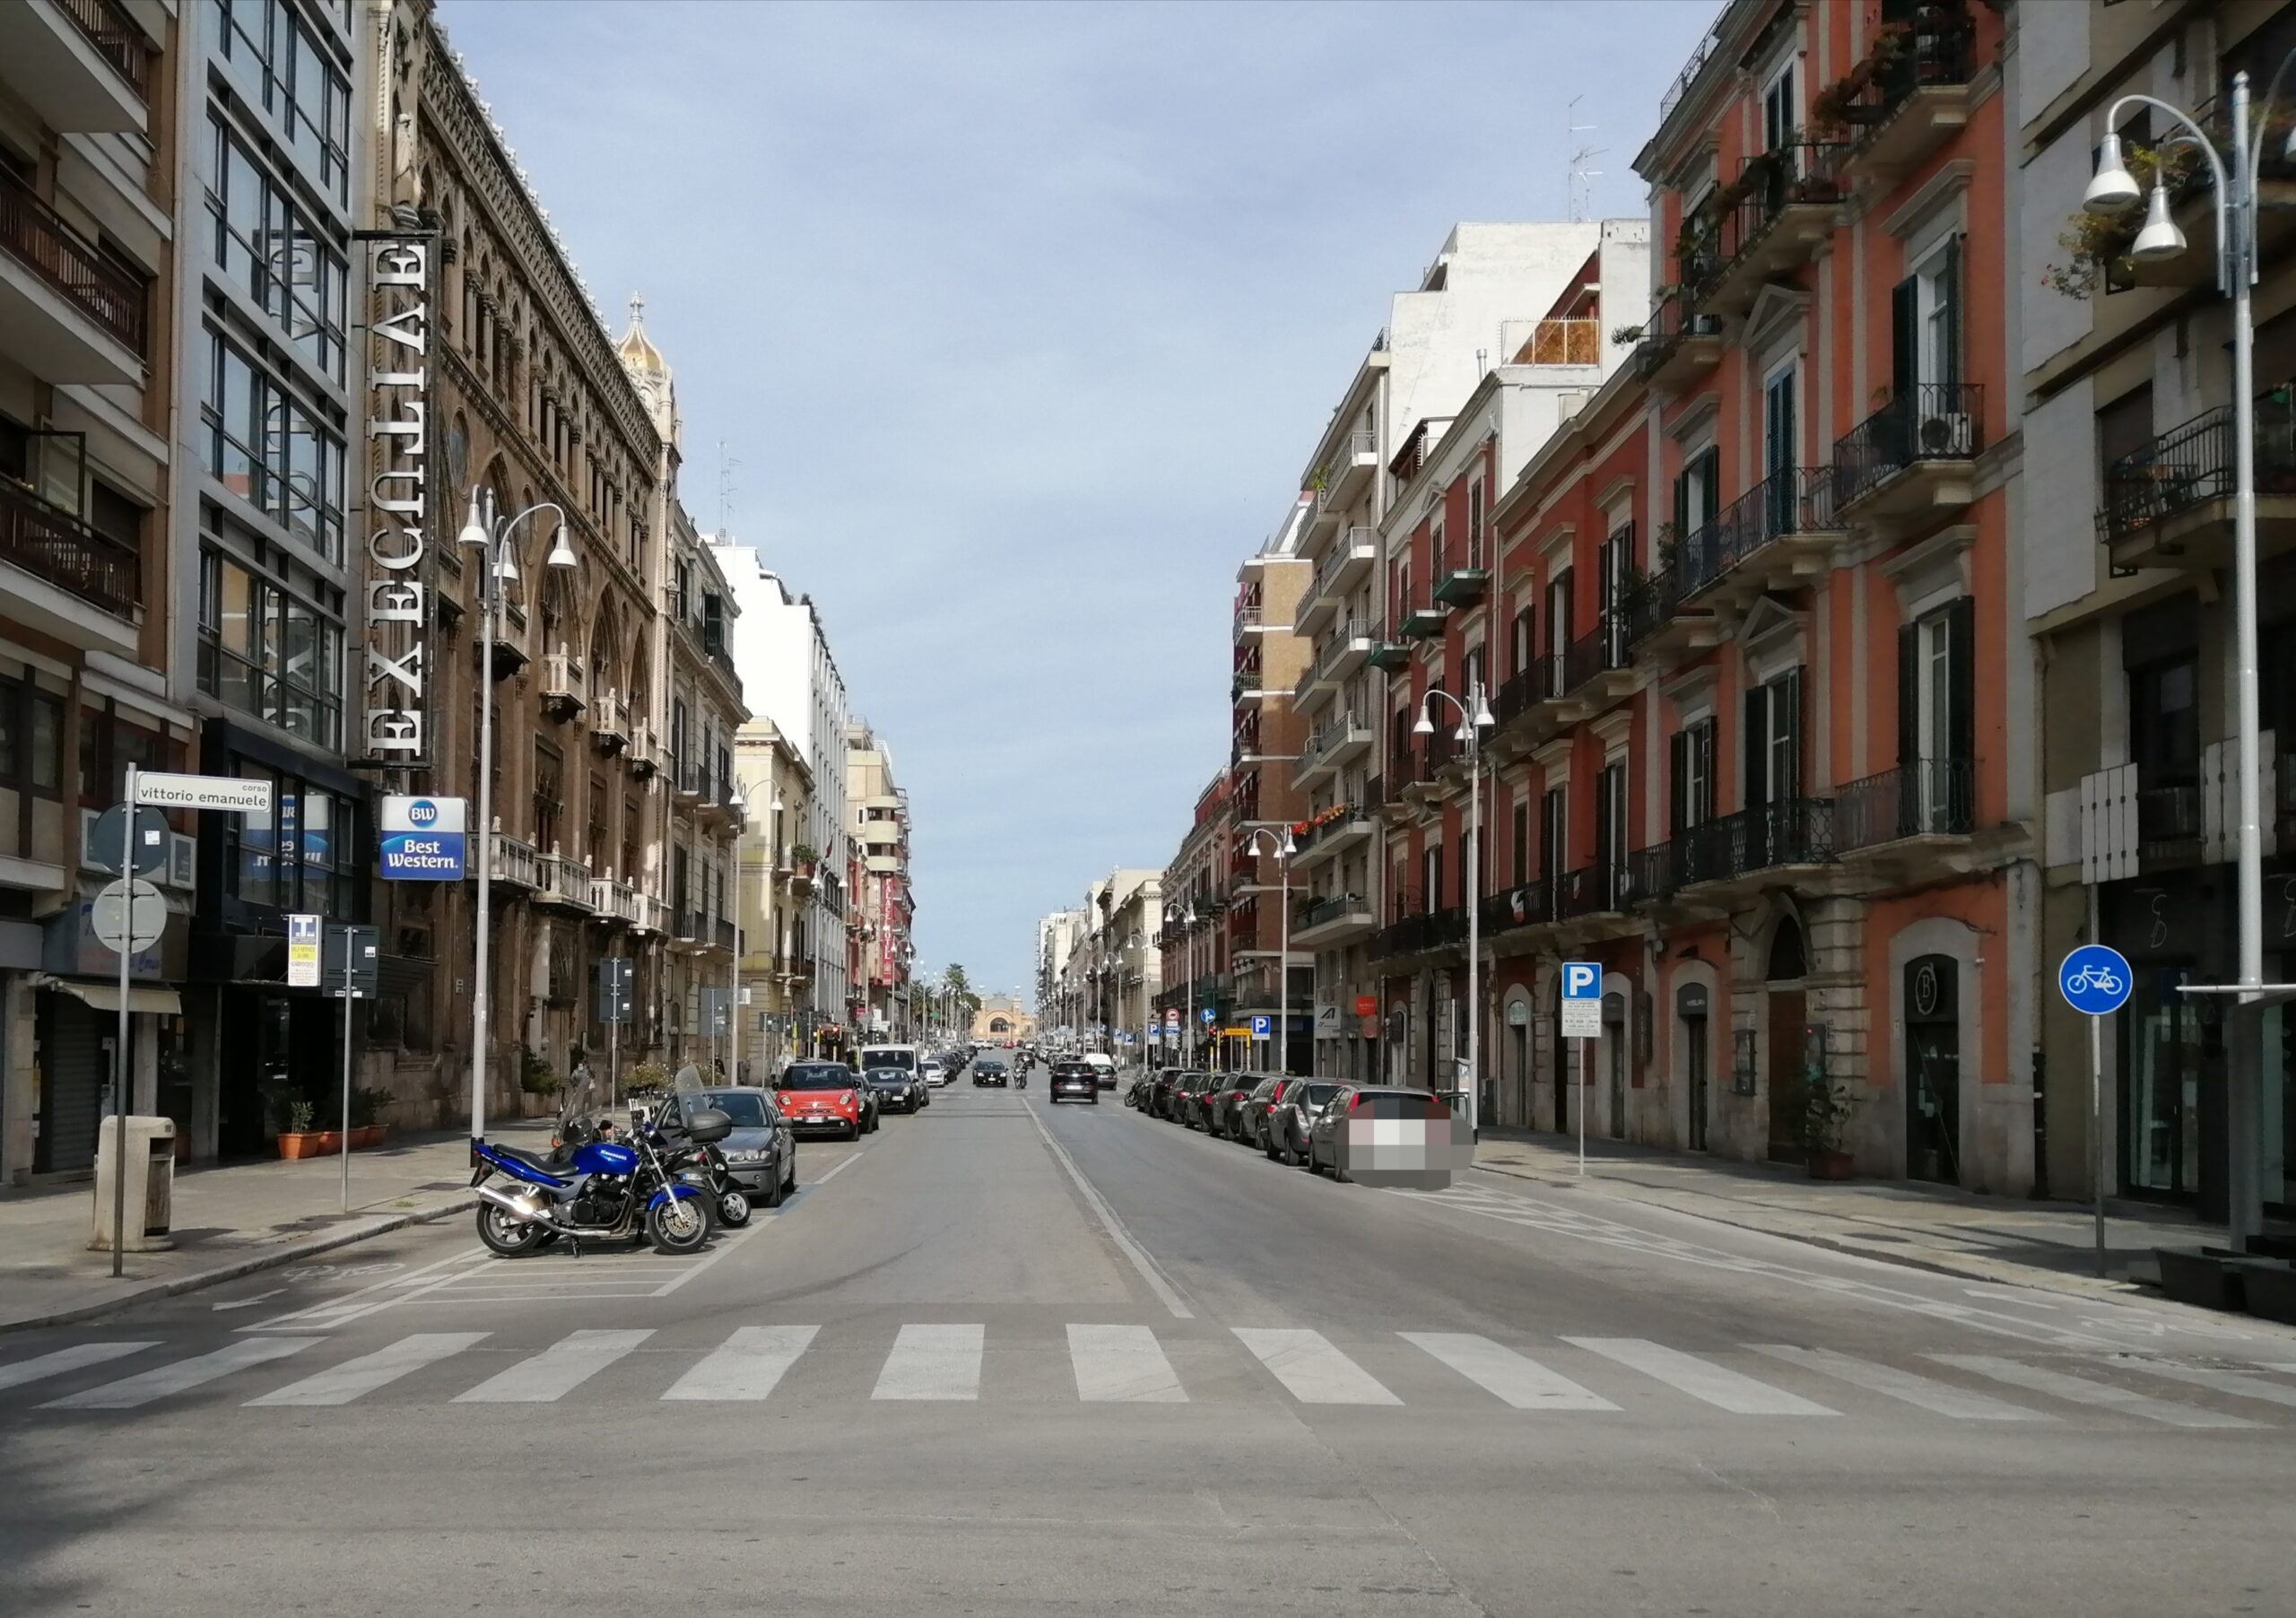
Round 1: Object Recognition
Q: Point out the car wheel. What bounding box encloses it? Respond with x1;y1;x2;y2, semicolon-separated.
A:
760;1164;786;1209
842;1122;858;1141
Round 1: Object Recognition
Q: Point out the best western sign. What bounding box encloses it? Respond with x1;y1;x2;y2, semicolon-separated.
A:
379;796;465;881
361;238;434;765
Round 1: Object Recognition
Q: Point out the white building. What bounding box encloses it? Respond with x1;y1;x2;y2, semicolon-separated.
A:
716;543;853;1051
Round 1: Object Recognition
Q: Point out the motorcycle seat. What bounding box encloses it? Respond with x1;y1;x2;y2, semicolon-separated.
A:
493;1144;568;1171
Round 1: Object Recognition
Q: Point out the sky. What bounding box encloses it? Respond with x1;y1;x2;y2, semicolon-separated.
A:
438;0;1719;1004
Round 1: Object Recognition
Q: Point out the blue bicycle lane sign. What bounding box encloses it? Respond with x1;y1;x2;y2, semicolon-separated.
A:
2058;944;2134;1017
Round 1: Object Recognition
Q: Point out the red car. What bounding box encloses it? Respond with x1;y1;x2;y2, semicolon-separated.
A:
774;1061;869;1139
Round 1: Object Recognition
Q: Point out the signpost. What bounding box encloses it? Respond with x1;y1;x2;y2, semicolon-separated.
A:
597;958;632;1102
86;805;169;876
1249;1013;1271;1065
1561;962;1601;1176
328;925;378;1213
98;770;271;1274
91;880;165;954
2058;943;2133;1277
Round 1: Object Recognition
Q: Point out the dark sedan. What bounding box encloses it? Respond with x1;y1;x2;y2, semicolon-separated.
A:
861;1066;924;1114
1175;1071;1222;1130
1204;1073;1265;1140
677;1088;796;1206
1049;1061;1099;1104
973;1058;1009;1088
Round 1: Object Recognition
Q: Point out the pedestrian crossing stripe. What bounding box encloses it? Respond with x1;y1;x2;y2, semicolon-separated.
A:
4;1328;2289;1427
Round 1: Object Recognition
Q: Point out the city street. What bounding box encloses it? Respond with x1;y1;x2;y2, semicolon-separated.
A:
4;1083;2293;1617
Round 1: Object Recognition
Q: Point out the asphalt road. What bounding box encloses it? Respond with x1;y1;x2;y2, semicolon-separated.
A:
4;1071;2294;1617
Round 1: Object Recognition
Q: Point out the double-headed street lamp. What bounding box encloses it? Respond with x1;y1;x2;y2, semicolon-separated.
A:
1240;827;1296;1074
1106;928;1145;1061
2084;62;2296;1251
457;488;573;1148
1413;678;1494;1137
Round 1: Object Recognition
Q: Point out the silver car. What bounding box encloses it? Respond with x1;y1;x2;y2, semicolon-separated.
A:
1268;1079;1343;1167
681;1087;796;1207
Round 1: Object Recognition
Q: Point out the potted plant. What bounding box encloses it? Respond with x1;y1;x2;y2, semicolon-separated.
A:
348;1084;391;1150
518;1047;561;1118
1801;1073;1857;1179
789;841;820;877
274;1096;322;1160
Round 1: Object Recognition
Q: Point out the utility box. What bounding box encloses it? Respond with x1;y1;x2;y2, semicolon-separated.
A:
89;1117;176;1252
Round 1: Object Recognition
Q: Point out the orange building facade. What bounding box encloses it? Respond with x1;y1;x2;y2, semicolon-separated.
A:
1369;0;2032;1189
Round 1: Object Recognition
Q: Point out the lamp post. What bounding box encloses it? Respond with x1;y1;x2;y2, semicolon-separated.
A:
1241;828;1297;1073
1413;677;1494;1137
457;488;573;1148
2083;64;2296;1251
1182;901;1198;1067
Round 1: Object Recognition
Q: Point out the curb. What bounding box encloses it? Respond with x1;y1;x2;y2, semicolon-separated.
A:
1466;1159;2149;1304
0;1194;478;1335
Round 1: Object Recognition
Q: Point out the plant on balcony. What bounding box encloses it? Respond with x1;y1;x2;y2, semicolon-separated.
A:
1610;323;1646;345
789;841;820;870
1650;521;1683;575
2040;142;2200;299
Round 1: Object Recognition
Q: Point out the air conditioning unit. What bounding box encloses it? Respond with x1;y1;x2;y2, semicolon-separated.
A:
165;832;195;890
1687;314;1723;336
1918;412;1975;457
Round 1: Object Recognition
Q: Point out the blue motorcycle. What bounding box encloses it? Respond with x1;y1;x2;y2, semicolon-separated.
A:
469;1102;728;1257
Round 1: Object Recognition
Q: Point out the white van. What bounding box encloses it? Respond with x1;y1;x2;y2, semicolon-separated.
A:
859;1043;920;1076
1081;1052;1118;1090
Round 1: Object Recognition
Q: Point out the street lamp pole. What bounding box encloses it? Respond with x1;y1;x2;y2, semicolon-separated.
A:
457;489;571;1148
1243;828;1296;1073
1414;677;1494;1138
2085;65;2296;1249
1183;902;1197;1067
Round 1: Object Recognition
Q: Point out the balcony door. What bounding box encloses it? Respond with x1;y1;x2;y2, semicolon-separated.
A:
1540;785;1567;889
1763;363;1798;534
1761;57;1797;158
1594;759;1626;903
1899;598;1974;833
1744;669;1805;866
1545;570;1573;681
1599;527;1631;664
1674;445;1721;584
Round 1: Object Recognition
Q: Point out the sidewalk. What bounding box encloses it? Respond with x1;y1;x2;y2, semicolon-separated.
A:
1469;1127;2231;1301
0;1121;552;1333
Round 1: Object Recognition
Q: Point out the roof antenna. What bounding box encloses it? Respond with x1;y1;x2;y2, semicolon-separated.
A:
1567;95;1605;222
717;439;743;538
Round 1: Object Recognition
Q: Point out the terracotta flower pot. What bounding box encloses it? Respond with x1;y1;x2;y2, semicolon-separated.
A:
276;1131;331;1160
1805;1147;1854;1180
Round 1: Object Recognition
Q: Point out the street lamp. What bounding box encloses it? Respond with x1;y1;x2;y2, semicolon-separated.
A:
1241;827;1297;1074
1413;677;1494;1138
457;486;572;1148
1182;901;1199;1067
2083;63;2296;1251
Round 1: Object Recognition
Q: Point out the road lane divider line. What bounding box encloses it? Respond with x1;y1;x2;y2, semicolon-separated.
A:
248;1332;490;1406
1563;1337;1836;1415
1030;1109;1195;1319
662;1324;819;1401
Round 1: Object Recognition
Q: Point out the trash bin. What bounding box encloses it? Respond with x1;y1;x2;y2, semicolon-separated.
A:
89;1116;176;1252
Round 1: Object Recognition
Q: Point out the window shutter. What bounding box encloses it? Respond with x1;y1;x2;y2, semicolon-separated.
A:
1673;468;1688;535
1696;447;1721;526
1781;666;1805;799
1948;596;1976;766
1698;720;1718;822
1897;620;1920;768
1743;686;1770;809
1669;730;1689;833
1942;236;1963;391
1892;275;1917;395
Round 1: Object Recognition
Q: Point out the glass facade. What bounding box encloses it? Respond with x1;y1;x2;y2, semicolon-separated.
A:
207;114;347;381
196;520;344;749
214;0;352;204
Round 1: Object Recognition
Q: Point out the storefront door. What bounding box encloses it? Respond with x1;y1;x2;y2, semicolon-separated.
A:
1905;955;1961;1185
1605;990;1627;1138
2124;963;2206;1203
1766;990;1807;1163
1679;983;1710;1152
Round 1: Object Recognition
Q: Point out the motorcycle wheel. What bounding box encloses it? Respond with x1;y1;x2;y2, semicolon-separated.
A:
718;1189;752;1228
476;1203;548;1257
648;1194;711;1254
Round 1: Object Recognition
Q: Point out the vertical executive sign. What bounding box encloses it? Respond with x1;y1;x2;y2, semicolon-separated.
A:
361;237;434;767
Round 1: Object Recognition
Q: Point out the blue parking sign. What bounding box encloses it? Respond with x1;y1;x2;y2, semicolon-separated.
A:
2058;944;2133;1016
1249;1014;1271;1039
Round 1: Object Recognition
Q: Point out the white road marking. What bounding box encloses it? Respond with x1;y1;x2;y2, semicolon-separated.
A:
872;1324;983;1401
43;1337;312;1409
0;1341;155;1393
244;1244;491;1333
1562;1337;1835;1415
1751;1344;2047;1421
649;1225;755;1298
248;1333;489;1406
661;1325;819;1401
1031;1109;1194;1318
210;1290;286;1311
1398;1332;1617;1410
451;1329;653;1404
1929;1353;2262;1429
1067;1323;1187;1403
1233;1327;1400;1406
2105;1354;2296;1410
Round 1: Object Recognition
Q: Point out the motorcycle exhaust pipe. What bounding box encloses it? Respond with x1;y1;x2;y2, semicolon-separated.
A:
474;1183;573;1233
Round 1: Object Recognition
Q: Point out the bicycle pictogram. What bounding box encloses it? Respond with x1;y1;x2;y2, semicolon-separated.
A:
2068;962;2125;997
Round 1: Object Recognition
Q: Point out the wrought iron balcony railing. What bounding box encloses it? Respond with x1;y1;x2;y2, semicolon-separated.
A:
53;0;153;100
0;475;139;619
1832;382;1984;511
1682;465;1844;596
2098;387;2296;550
1832;758;1976;852
0;166;146;354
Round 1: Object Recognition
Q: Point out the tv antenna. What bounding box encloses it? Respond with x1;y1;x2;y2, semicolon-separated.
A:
1566;96;1605;222
717;439;743;538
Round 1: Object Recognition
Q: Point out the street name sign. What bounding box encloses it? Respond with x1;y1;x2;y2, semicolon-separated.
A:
135;772;274;814
1560;961;1603;1039
380;795;466;880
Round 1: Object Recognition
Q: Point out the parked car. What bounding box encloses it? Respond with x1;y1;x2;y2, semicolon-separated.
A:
1204;1072;1265;1140
1049;1061;1100;1104
1126;1070;1159;1109
1176;1071;1222;1130
861;1065;925;1115
1081;1052;1118;1090
973;1057;1009;1088
674;1087;796;1207
919;1057;947;1088
773;1061;871;1140
1305;1085;1450;1179
1268;1079;1343;1166
1234;1077;1285;1151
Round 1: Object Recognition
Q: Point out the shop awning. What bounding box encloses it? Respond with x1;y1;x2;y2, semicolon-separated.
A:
37;977;182;1015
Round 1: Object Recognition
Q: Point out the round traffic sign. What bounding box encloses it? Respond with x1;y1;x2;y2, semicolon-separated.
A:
2058;944;2133;1016
87;805;170;877
1199;1006;1215;1025
92;878;166;953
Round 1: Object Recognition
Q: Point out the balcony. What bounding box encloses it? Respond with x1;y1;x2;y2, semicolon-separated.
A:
587;689;628;754
1370;904;1465;963
1631;285;1726;393
1554;612;1637;722
1399;731;1462;804
1823;10;1979;195
1233;583;1265;638
588;874;642;926
1295;526;1377;635
476;624;527;682
1621;561;1719;662
781;855;820;894
2135;778;2204;867
1490;657;1561;751
1479;881;1552;944
672;909;705;951
1295;710;1374;787
2097;390;2296;574
1833;759;1979;881
1515;317;1601;367
624;718;658;779
1366;636;1412;671
1299;616;1376;713
540;648;586;721
1398;597;1448;639
0;474;139;640
484;831;541;892
0;166;145;384
712;918;738;955
1831;383;1983;529
673;756;704;805
1231;648;1263;704
632;893;669;935
1695;143;1849;318
1308;428;1381;543
1292;891;1376;946
0;0;152;134
1432;535;1490;606
1388;416;1453;491
1660;799;1838;904
1554;862;1635;926
535;849;595;915
1682;466;1847;606
1291;805;1373;870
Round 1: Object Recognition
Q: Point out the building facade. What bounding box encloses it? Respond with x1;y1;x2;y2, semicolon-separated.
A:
846;722;911;1040
732;717;811;1079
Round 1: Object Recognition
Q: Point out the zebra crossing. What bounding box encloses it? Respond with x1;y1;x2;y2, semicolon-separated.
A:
4;1322;2292;1429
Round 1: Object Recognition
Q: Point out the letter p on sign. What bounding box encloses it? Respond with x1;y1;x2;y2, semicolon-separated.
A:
1562;962;1599;997
1561;961;1602;1039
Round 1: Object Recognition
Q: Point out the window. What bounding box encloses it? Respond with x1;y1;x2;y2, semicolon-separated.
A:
1675;443;1720;544
217;0;352;202
1761;57;1797;155
0;681;65;800
206;116;347;379
1540;785;1567;880
1422;844;1441;912
1763;362;1797;480
1466;479;1486;569
1510;796;1529;885
1545;569;1573;662
202;328;344;559
1744;669;1805;808
2129;657;2199;787
1892;238;1963;396
1509;605;1535;678
1671;718;1718;831
1595;760;1627;881
196;536;344;747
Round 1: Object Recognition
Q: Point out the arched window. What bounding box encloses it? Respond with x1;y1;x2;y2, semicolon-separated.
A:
1766;913;1806;980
